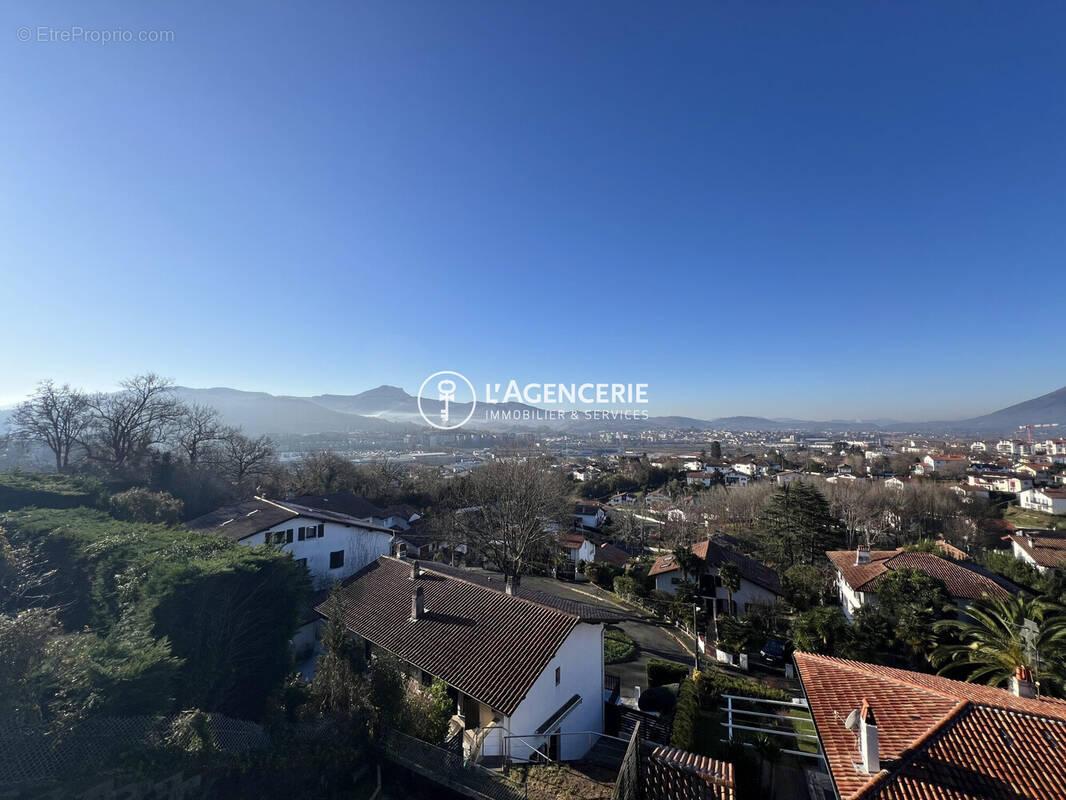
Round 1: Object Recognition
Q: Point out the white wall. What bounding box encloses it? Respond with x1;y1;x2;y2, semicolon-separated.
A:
836;571;866;622
504;622;604;762
242;516;393;588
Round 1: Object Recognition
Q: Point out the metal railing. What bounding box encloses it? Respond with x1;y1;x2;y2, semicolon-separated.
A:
720;694;825;761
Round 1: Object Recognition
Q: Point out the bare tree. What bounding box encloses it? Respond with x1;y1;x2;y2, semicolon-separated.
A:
82;373;184;471
174;404;224;467
219;428;276;487
11;381;91;472
451;458;570;586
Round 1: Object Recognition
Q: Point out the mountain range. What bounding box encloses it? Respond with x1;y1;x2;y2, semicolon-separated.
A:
3;384;1062;438
162;384;1066;438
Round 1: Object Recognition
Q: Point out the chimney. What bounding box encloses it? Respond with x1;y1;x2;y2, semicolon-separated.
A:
285;488;294;501
411;560;421;580
504;574;520;595
858;699;879;774
855;546;871;566
1011;666;1036;698
1027;535;1035;550
411;587;424;621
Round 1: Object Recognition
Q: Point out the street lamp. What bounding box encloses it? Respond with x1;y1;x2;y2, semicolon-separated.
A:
693;604;702;670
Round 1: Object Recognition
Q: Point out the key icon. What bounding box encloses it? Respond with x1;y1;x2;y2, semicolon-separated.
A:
437;379;456;424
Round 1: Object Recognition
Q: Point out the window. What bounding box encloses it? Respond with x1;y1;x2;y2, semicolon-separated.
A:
298;527;306;541
264;532;274;544
555;667;561;686
284;529;293;544
330;550;344;569
296;558;308;570
317;524;325;538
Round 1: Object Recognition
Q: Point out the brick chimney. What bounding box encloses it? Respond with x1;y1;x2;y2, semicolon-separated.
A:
855;546;871;566
1011;666;1036;698
411;586;424;621
858;699;879;774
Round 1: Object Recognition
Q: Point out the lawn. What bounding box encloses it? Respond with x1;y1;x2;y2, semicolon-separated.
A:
604;627;639;664
1004;505;1064;531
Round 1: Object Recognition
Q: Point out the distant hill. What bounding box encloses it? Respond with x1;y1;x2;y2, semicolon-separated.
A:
955;385;1066;434
174;387;398;436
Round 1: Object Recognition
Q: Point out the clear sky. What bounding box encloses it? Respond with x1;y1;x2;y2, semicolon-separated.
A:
2;1;1063;420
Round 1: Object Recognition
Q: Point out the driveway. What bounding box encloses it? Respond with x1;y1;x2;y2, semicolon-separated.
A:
514;575;695;699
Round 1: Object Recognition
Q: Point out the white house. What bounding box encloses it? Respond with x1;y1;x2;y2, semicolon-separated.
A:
1018;487;1066;516
921;454;968;473
1007;531;1066;576
827;547;1012;622
967;474;1033;494
572;502;607;529
319;557;606;763
648;539;781;615
559;533;597;565
187;496;396;589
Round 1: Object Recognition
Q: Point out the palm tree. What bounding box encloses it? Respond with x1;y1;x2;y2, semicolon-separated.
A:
718;561;742;616
672;546;701;584
932;594;1066;695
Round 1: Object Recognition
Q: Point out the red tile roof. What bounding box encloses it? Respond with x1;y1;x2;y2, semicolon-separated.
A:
1008;531;1066;570
643;744;734;800
318;557;579;716
795;653;1066;800
827;549;1013;601
650;540;781;594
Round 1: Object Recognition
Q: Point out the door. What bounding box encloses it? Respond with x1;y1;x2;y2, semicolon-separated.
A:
547;732;560;761
461;693;479;727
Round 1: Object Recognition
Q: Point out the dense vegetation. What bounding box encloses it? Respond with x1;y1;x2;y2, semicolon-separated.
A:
1;507;308;724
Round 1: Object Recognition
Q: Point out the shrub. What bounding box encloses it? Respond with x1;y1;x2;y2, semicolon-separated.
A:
647;658;690;687
637;683;678;713
604;628;638;664
109;488;184;524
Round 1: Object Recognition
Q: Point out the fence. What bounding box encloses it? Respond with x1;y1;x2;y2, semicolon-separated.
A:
379;727;526;800
612;723;642;800
721;694;824;762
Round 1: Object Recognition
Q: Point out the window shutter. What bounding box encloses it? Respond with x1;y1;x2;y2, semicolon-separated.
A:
286;530;294;544
298;527;305;541
318;524;325;538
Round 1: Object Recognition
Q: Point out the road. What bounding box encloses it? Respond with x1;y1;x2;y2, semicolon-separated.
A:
515;574;694;699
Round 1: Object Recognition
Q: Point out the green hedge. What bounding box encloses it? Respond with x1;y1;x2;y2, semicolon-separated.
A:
2;507;309;719
0;470;105;512
647;658;690;687
670;677;700;750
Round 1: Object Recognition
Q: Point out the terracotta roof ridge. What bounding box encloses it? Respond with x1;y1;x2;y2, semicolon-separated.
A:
407;558;582;623
794;653;967;706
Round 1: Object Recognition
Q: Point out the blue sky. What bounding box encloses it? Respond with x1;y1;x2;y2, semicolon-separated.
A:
2;1;1063;420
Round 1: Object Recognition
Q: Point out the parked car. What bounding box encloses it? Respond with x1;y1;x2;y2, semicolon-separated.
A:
759;636;791;666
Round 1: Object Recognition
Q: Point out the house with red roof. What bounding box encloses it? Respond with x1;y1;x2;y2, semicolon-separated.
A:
795;652;1066;800
649;538;781;615
318;556;607;763
827;547;1015;621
